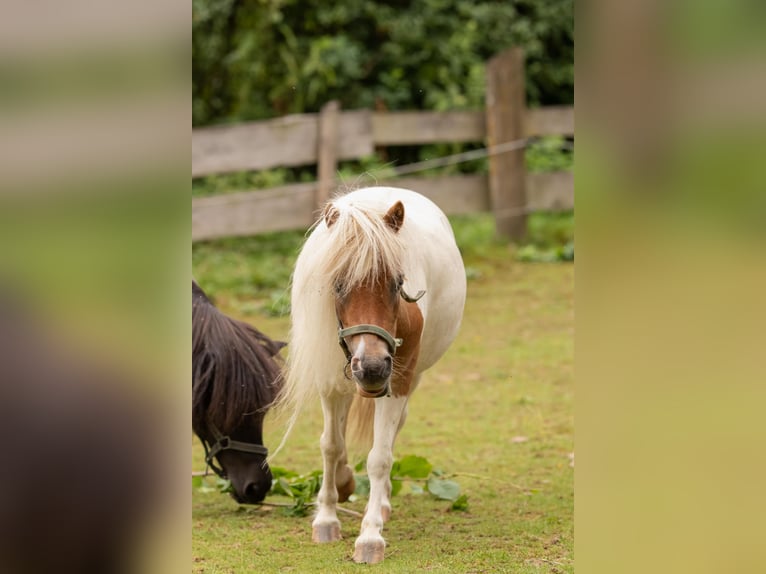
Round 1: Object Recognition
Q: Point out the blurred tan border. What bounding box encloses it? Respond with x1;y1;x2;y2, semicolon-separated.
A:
577;1;766;572
0;1;189;572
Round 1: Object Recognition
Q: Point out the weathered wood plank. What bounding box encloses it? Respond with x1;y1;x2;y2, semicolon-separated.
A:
337;110;374;161
192;106;574;178
192;114;316;177
487;47;527;239
191;183;316;241
526;171;574;211
377;174;490;215
525;106;574;137
372;111;485;145
317;101;340;208
191;170;571;240
192;110;373;177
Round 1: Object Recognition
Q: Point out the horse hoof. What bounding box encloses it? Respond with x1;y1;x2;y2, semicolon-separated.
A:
353;539;386;564
312;523;341;543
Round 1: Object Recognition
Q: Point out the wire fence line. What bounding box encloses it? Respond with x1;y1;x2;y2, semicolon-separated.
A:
328;136;574;187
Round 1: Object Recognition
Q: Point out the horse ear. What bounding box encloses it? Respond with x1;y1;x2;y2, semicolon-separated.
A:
383;201;405;233
323;204;339;227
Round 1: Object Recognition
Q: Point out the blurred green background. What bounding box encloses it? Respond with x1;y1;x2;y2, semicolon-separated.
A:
192;0;573;126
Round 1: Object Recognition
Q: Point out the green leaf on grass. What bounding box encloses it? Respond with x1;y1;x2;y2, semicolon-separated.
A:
281;498;309;517
396;455;433;479
391;478;403;497
354;475;370;497
216;478;233;494
279;477;295;498
427;477;461;501
271;466;299;480
450;494;469;511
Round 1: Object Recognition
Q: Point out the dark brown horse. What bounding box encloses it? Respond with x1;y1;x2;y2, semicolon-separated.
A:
192;281;284;504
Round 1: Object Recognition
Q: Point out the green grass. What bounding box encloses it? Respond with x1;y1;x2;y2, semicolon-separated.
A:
192;214;573;572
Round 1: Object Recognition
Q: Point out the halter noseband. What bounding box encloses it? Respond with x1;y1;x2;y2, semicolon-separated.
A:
200;423;269;478
337;287;425;397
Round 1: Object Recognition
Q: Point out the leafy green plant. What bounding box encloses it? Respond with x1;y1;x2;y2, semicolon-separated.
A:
270;454;467;514
193;0;573;126
192;474;234;495
516;241;574;263
193;455;469;515
269;467;323;517
516;210;574;262
526;136;574;173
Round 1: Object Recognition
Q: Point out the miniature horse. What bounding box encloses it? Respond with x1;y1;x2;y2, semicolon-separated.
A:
192;281;283;503
277;187;466;563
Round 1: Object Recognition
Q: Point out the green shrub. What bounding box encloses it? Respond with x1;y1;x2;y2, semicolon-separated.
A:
193;0;573;126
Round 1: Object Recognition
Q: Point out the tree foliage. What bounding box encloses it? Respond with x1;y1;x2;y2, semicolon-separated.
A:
193;0;573;127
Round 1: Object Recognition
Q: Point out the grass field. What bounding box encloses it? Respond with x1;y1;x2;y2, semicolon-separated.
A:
192;214;573;573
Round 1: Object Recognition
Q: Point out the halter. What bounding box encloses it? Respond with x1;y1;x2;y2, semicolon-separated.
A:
337;286;425;397
200;422;269;478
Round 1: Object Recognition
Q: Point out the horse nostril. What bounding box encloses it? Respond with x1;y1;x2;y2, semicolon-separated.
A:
374;356;392;379
361;356;392;382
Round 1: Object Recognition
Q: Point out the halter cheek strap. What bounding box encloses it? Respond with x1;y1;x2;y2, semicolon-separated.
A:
201;423;269;478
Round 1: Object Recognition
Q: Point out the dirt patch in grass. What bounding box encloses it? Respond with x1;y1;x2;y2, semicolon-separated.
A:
192;245;573;573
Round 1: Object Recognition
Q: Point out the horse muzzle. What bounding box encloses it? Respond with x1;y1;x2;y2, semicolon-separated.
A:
351;355;392;397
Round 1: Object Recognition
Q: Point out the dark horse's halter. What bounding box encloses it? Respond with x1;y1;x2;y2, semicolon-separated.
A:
200;423;268;478
337;286;425;397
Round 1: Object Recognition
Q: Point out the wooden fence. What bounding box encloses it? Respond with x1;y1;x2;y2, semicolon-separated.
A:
192;48;573;241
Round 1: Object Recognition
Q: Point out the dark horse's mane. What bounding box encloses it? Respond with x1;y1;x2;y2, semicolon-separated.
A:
192;281;284;437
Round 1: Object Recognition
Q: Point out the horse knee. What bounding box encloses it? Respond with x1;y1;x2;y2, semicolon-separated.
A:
319;434;343;459
367;451;392;481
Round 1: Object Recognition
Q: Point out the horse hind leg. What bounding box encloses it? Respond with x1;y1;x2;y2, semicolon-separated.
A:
312;392;353;543
336;460;355;503
353;394;408;564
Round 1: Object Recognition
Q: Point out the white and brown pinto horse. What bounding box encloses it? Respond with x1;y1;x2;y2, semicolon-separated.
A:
277;186;466;563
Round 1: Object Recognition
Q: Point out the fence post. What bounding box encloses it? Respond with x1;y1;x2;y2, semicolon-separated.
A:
317;100;340;210
486;47;527;240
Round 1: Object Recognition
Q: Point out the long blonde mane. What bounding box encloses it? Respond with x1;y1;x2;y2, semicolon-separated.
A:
271;199;405;458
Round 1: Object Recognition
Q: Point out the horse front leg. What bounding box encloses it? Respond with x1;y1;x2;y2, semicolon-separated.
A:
353;394;408;564
312;392;353;543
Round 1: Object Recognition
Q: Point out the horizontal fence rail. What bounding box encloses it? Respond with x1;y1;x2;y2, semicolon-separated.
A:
192;107;573;177
192;172;572;242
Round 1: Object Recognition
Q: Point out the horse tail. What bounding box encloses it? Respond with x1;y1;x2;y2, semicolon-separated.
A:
346;393;375;448
192;281;285;435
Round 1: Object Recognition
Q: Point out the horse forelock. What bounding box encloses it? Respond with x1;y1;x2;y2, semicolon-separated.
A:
319;203;404;298
191;287;284;436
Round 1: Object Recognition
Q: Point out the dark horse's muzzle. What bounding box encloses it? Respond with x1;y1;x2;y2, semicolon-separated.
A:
229;464;272;504
200;423;272;503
